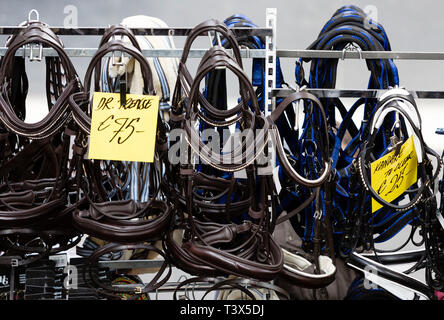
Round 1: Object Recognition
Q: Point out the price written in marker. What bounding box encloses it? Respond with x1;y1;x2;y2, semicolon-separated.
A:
370;135;418;213
88;92;159;163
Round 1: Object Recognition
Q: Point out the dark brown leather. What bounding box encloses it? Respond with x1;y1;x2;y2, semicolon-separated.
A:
69;35;156;134
0;20;81;246
184;46;268;172
165;20;283;281
170;19;244;130
164;223;222;276
73;200;171;243
85;243;172;299
0;22;80;139
68;26;172;245
183;233;283;281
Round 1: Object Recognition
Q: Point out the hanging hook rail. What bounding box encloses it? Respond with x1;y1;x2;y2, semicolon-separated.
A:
0;26;272;37
276;49;444;60
0;47;267;58
271;88;444;99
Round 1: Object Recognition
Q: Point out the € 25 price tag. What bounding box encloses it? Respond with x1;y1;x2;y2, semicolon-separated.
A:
88;92;159;163
370;135;418;213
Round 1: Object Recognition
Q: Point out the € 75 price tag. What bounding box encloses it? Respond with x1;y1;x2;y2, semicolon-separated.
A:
88;92;159;163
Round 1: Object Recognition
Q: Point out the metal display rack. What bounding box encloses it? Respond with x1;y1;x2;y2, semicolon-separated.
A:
0;8;278;297
273;50;444;100
2;7;444;297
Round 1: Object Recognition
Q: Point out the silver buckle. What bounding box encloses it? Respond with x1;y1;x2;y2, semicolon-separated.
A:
28;43;43;62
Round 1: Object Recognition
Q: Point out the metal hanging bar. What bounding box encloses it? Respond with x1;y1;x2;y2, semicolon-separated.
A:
276;49;444;60
272;88;444;99
0;47;267;58
0;26;272;37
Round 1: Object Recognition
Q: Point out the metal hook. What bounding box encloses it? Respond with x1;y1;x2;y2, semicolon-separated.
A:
28;43;43;62
111;50;125;67
23;9;43;62
216;32;222;47
27;9;39;23
355;45;363;60
244;46;250;59
212;32;226;70
341;43;362;60
391;115;401;133
207;31;214;47
176;275;188;300
341;47;347;60
110;32;126;66
294;85;307;131
168;29;174;37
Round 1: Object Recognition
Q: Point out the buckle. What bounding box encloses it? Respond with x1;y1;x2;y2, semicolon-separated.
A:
110;34;125;66
26;43;43;62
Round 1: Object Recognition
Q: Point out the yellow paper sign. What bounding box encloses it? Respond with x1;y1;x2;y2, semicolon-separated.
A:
371;135;418;212
88;92;159;163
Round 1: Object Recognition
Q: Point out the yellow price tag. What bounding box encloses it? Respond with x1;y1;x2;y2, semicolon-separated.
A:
370;135;418;213
88;92;159;163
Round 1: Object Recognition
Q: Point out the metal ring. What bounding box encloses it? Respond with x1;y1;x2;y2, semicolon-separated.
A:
28;9;39;23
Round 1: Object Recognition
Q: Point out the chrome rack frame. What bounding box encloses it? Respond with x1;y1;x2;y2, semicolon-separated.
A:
274;49;444;99
271;88;444;99
276;49;444;60
0;26;271;37
0;24;271;58
0;47;267;58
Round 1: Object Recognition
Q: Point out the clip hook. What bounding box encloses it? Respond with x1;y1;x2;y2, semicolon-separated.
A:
341;47;347;60
216;32;222;47
341;43;362;60
110;34;125;66
391;117;401;133
207;31;214;47
244;46;250;59
388;114;403;155
355;45;363;59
